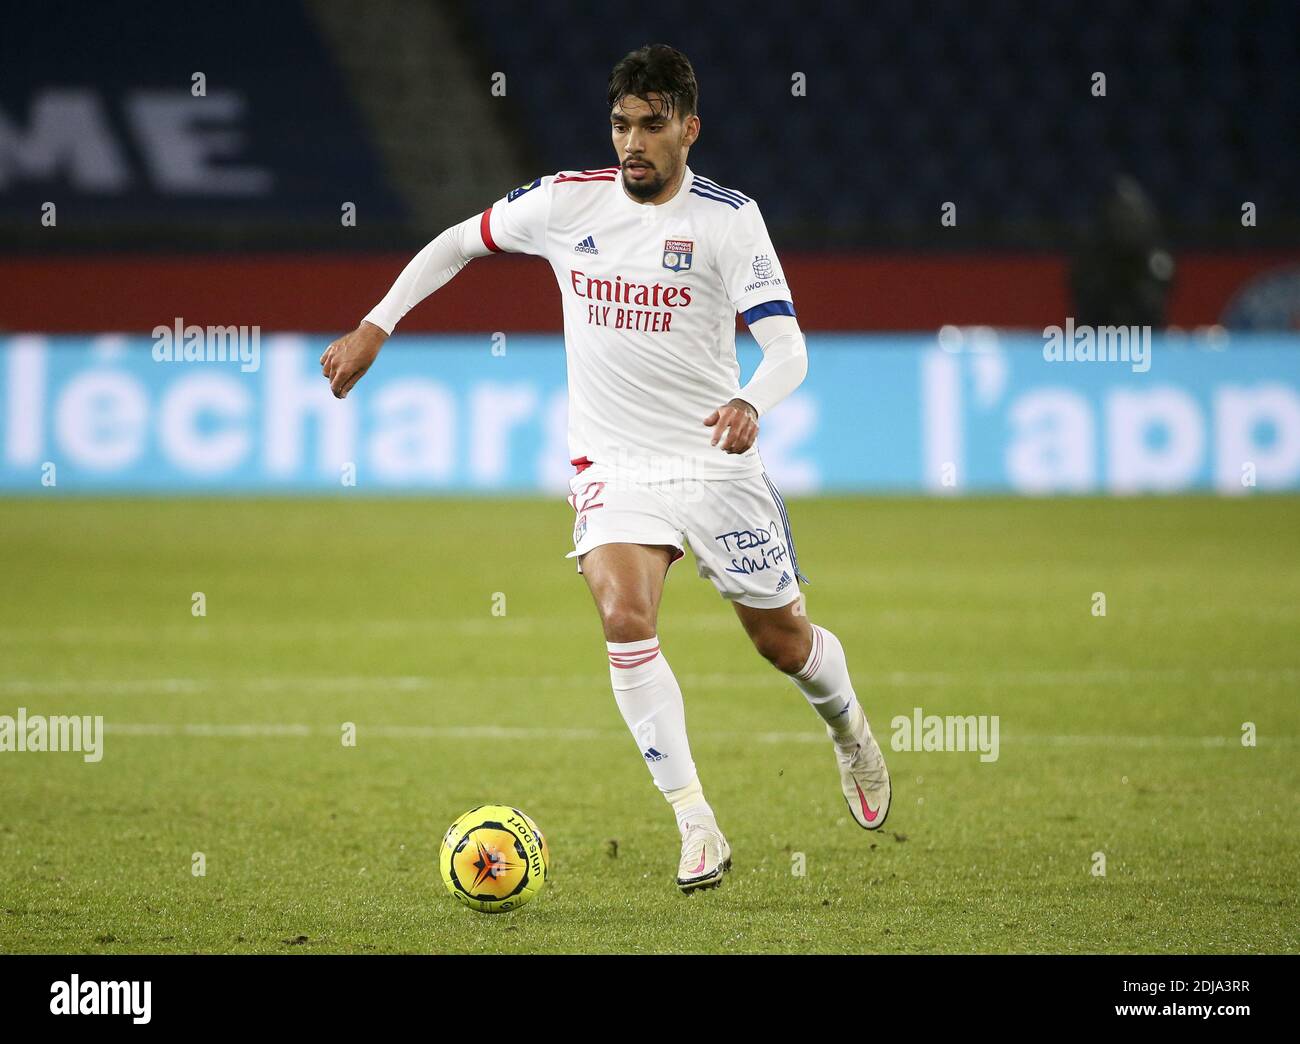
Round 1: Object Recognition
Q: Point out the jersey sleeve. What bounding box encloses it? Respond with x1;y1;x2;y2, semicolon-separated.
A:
718;199;796;322
481;175;554;256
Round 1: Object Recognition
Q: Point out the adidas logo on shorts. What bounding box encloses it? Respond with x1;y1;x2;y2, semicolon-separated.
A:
775;570;793;592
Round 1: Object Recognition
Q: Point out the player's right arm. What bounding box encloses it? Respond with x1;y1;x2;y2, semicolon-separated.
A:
320;175;554;399
704;197;805;450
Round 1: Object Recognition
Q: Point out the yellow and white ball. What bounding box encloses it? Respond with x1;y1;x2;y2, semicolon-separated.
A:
439;805;550;913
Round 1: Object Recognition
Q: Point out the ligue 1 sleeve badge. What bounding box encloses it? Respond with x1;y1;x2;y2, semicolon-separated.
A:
662;239;694;272
507;177;542;202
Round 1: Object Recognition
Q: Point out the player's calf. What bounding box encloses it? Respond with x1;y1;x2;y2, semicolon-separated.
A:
780;621;893;830
733;600;814;674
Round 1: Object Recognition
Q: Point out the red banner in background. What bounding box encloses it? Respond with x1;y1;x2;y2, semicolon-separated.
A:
1;252;1296;333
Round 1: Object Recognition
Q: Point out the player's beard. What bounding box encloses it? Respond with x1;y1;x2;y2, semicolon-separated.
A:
621;160;670;200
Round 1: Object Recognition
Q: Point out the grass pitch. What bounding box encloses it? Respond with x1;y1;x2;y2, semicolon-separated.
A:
1;495;1297;954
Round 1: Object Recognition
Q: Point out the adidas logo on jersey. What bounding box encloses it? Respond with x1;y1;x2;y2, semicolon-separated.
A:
575;235;599;254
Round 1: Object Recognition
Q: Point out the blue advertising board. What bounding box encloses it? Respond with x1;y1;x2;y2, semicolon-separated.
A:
1;331;1297;495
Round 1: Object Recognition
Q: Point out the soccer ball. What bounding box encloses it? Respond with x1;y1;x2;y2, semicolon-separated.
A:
439;804;550;913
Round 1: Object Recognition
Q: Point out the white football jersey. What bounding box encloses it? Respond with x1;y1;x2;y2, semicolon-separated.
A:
481;165;795;483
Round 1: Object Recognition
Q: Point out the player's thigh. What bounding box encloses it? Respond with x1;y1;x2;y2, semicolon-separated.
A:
578;542;677;640
565;465;685;639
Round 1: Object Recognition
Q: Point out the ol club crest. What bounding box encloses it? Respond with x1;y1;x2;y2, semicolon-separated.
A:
662;239;693;272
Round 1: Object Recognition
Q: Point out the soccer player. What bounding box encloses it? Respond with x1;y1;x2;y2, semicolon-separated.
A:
320;44;891;893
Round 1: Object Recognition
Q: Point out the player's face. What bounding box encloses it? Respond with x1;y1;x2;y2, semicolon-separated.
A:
610;93;698;202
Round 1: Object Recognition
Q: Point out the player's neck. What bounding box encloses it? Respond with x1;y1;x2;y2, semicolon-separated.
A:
622;163;690;207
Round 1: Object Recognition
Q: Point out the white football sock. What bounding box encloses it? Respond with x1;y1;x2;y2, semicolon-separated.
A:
664;775;717;836
788;624;865;744
608;637;712;831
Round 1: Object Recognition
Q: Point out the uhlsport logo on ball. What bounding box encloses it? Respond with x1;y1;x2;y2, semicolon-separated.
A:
439;805;550;913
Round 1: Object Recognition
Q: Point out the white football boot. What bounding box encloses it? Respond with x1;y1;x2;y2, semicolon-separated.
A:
675;816;732;893
830;701;892;830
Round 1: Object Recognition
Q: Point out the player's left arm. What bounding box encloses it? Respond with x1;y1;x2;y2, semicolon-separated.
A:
705;199;806;453
706;314;808;451
734;312;809;416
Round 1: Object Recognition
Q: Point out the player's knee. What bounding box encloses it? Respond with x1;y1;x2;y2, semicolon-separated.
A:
754;631;808;674
600;604;657;644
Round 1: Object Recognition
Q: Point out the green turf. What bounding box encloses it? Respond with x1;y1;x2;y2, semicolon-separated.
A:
0;495;1297;954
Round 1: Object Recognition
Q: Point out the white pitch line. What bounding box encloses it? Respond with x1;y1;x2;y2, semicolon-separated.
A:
97;722;1299;748
107;723;315;737
4;604;1295;645
0;613;741;645
2;665;1297;697
106;722;612;740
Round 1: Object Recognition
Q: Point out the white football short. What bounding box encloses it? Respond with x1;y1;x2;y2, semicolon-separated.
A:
564;461;811;610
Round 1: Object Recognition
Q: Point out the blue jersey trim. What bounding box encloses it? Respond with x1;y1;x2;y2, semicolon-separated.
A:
761;472;810;585
693;176;750;204
741;300;796;324
689;186;744;209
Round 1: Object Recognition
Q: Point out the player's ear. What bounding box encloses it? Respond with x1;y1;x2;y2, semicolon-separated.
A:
684;113;700;148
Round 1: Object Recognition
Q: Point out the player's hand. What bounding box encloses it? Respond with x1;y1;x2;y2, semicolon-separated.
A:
703;398;759;453
320;321;387;399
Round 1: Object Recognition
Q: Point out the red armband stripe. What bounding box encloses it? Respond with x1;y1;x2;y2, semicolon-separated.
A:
480;208;501;253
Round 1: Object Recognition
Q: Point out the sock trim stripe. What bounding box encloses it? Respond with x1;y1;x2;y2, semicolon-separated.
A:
611;653;658;669
796;626;823;680
610;645;660;668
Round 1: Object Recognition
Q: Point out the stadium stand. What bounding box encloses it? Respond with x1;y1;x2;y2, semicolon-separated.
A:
1;0;1297;330
463;0;1300;249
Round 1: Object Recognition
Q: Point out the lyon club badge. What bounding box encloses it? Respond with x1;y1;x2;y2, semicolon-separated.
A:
662;239;693;272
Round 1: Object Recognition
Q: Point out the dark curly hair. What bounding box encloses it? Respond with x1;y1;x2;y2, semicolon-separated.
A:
607;44;698;120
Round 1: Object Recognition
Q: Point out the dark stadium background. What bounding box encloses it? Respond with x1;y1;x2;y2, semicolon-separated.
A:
3;0;1298;334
